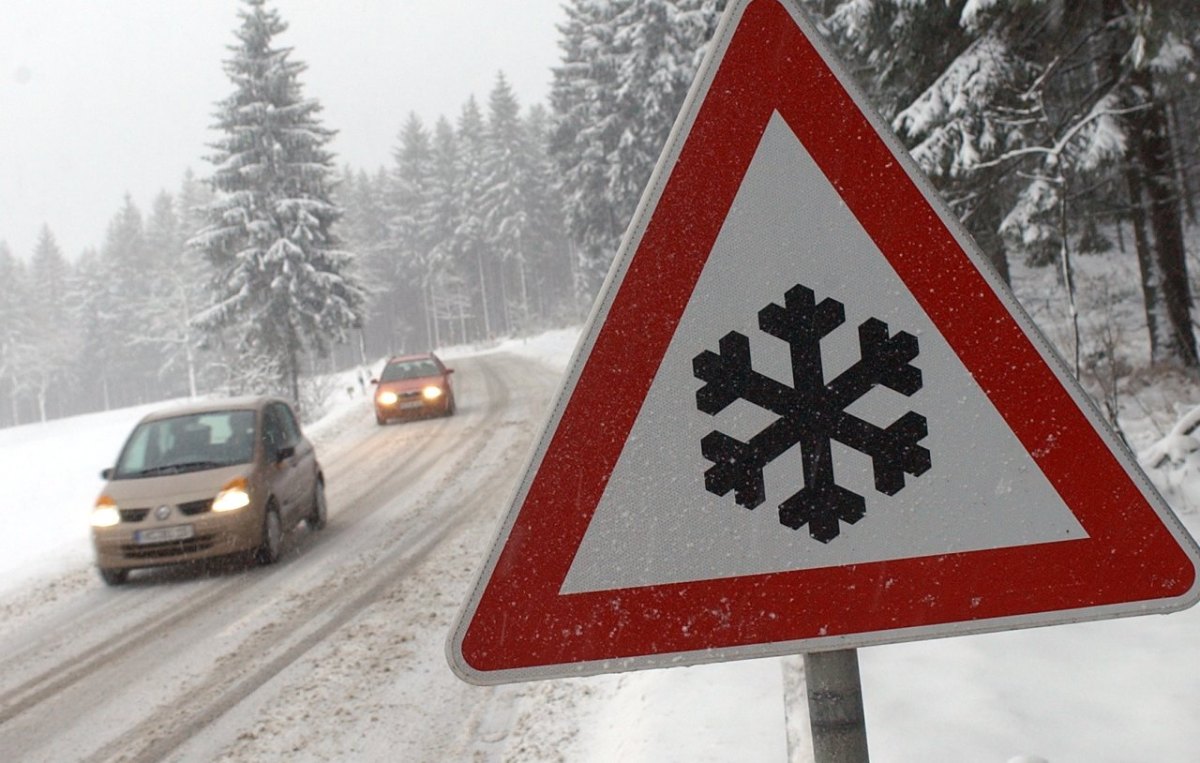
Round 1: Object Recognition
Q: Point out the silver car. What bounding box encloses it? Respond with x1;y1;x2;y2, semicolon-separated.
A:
90;396;326;585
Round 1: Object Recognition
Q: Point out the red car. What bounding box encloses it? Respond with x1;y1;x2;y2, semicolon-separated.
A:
372;353;456;424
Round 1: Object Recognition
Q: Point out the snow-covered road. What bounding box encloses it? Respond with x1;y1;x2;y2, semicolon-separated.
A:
0;352;589;761
5;343;1200;762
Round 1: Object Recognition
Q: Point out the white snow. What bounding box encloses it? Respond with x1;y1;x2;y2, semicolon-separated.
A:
2;327;1200;761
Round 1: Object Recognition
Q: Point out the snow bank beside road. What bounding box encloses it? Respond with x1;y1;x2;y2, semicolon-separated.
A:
0;401;165;590
3;327;1200;761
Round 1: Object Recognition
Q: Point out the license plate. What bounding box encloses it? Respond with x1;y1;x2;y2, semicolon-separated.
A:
400;401;423;410
134;524;195;544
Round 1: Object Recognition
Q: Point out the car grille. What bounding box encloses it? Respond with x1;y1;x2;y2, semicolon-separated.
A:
119;534;217;559
117;499;211;522
399;390;421;399
177;498;212;515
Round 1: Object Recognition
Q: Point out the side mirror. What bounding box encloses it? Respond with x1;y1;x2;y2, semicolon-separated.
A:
276;445;296;462
370;378;379;385
100;467;113;480
445;368;455;375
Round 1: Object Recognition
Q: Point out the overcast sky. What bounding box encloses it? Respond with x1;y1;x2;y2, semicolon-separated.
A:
0;0;566;260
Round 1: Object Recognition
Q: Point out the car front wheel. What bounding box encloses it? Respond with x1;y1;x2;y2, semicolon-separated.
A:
256;504;283;566
306;479;327;531
99;567;128;586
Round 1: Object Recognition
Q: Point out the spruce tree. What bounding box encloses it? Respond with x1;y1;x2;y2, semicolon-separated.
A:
143;190;208;398
482;73;532;334
550;0;627;303
550;0;724;307
808;0;1199;367
454;97;494;339
24;226;75;421
424;117;473;344
522;105;573;323
386;113;436;349
193;0;365;403
607;0;711;217
0;242;27;426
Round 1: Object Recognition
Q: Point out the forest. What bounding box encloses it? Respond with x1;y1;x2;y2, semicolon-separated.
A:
2;0;1199;429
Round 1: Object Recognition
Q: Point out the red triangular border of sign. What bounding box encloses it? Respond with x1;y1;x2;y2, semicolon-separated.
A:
452;0;1198;678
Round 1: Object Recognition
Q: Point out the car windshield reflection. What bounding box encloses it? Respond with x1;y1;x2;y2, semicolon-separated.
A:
379;361;440;381
114;410;256;479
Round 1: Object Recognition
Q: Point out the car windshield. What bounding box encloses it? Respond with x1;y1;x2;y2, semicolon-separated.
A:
379;359;440;382
113;410;256;478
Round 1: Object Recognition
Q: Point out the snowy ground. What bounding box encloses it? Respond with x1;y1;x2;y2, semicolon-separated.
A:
2;316;1200;760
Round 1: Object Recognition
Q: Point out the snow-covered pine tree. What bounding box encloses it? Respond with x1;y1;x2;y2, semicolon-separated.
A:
192;0;366;404
551;0;726;308
336;165;388;278
0;242;28;426
809;0;1019;281
550;0;628;305
482;73;532;335
23;226;76;421
338;167;396;358
93;195;170;406
139;190;210;399
423;117;474;345
454;97;495;340
809;0;1199;368
1099;0;1199;368
522;104;573;325
606;0;711;220
70;246;117;413
386;113;437;350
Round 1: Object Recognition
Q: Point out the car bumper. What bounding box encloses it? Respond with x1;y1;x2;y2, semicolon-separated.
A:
92;505;263;570
376;397;449;420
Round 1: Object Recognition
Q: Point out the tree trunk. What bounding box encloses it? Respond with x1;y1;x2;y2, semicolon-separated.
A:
476;247;492;340
1167;101;1196;224
8;375;18;426
1125;164;1165;359
1102;0;1197;368
1126;67;1197;367
185;335;198;399
965;185;1011;286
423;280;438;351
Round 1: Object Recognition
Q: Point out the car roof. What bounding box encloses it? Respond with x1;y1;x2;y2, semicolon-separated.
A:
385;353;442;364
136;396;285;424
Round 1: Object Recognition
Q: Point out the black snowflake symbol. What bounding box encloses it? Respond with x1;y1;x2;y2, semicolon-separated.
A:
693;283;931;543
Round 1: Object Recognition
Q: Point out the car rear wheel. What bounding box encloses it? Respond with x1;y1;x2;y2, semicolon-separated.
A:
256;504;283;566
306;479;327;531
99;567;128;586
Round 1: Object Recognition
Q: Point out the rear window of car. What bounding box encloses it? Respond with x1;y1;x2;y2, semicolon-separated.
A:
379;359;440;382
113;410;257;478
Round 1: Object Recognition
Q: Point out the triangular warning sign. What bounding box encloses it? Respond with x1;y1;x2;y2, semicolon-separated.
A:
449;0;1200;684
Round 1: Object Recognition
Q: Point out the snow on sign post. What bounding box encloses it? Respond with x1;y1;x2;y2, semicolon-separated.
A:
448;0;1200;690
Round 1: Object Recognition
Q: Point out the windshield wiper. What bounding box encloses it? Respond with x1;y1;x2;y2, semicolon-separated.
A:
128;461;225;477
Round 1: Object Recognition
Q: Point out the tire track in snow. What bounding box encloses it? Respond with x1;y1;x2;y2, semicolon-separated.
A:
78;355;516;763
0;404;453;731
0;355;499;758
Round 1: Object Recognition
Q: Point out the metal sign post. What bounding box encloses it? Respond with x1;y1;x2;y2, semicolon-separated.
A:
805;649;869;762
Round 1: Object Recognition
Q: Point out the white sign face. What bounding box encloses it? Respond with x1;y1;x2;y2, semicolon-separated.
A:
448;0;1200;686
561;113;1085;594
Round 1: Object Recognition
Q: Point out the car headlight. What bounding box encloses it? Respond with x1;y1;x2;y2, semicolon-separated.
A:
91;495;120;527
213;477;251;512
422;385;443;400
378;391;399;406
